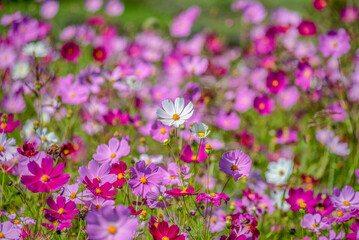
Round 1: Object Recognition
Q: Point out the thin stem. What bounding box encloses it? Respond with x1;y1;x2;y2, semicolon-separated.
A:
221;177;231;193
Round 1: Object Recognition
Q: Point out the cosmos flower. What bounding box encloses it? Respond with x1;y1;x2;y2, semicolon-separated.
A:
331;186;359;210
146;186;173;210
266;71;287;95
295;63;313;91
300;213;331;233
285;188;317;212
0;221;21;240
41;0;59;19
61;41;81;62
318;29;350;58
105;0;124;16
182;56;208;76
165;186;199;197
128;161;163;197
265;158;293;186
196;192;230;207
215;112;240;131
326;102;347;122
180;144;208;164
83;177;118;200
297;20;317;36
86;205;139;240
191;122;210;138
17;142;38;157
23;42;48;57
0;133;17;162
93;46;107;63
150;122;171;143
253;95;275;115
44;196;79;222
162;162;192;186
170;6;201;38
150;221;185;240
156;98;194;128
219;150;252;182
59;81;90;105
20;157;70;193
92;138;130;165
35;128;58;148
109;161;127;188
0;113;20;133
326;137;350;156
78;160;116;185
11;62;30;79
340;6;358;23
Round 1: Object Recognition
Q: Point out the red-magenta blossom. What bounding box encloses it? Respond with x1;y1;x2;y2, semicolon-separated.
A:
83;177;118;200
17;142;38;157
109;161;127;188
196;192;230;207
44;196;79;222
180;144;207;163
20;157;70;193
165;186;199;197
149;221;185;240
297;20;317;36
0;113;20;133
285;188;318;213
61;41;81;62
92;46;107;63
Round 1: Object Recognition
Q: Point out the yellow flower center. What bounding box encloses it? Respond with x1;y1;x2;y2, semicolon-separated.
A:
70;192;77;199
258;103;265;110
14;219;20;224
312;223;317;228
300;203;307;208
52;220;58;226
162;237;169;240
96;188;102;194
58;208;64;214
337;211;344;217
0;122;7;129
108;225;117;234
198;132;205;137
231;165;238;171
343;201;350;206
41;136;47;141
140;177;147;183
210;217;216;223
172;114;180;121
169;176;176;179
160;128;166;134
332;41;337;47
118;173;123;180
145;159;151;164
96;204;102;210
0;146;4;151
191;155;197;161
181;188;187;193
279;170;284;176
210;193;216;197
297;199;304;205
41;175;50;182
95;177;100;182
272;80;279;87
304;70;311;78
110;153;116;158
70;93;76;98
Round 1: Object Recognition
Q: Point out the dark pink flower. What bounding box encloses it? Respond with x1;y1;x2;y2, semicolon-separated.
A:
83;177;118;200
44;196;79;221
0;113;20;133
165;186;199;197
109;161;127;188
266;71;287;95
61;41;81;62
180;144;207;163
285;188;318;212
20;157;70;193
196;192;230;207
253;95;275;115
92;46;107;63
297;20;317;36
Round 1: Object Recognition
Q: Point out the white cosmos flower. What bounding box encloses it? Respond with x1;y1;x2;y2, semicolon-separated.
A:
23;42;48;57
265;158;293;186
0;133;17;162
36;127;58;147
271;190;290;212
191;122;210;138
156;98;194;128
12;62;30;79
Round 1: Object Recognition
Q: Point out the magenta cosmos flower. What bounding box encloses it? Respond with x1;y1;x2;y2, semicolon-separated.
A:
44;196;79;222
150;221;185;240
196;192;230;207
170;6;201;38
61;41;81;62
297;20;317;36
165;186;199;198
21;157;70;193
340;6;358;23
253;95;275;115
150;121;170;143
128;161;163;197
0;113;20;133
285;188;317;212
295;62;313;91
86;205;139;240
93;138;130;164
318;29;350;58
331;186;359;210
180;144;207;164
300;213;331;233
78;160;116;185
266;70;287;95
109;161;127;188
219;150;252;182
83;177;118;200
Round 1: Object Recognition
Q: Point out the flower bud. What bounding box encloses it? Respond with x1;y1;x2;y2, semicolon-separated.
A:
190;210;196;216
140;137;146;144
1;114;8;123
205;144;213;154
179;124;185;130
157;195;165;201
162;139;170;145
185;226;191;231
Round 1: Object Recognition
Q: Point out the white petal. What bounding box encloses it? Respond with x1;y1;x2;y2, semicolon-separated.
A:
174;98;185;114
156;107;171;119
162;99;175;115
181;102;193;116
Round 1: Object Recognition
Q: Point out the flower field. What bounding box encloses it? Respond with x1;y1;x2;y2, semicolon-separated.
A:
0;0;359;239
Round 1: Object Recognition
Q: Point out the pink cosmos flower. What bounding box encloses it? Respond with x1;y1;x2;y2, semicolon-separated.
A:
266;71;287;95
326;102;347;122
196;192;230;207
340;6;358;23
78;160;116;184
0;221;21;239
150;122;171;143
297;20;317;36
234;88;256;113
253;95;275;115
0;113;20;133
219;150;252;182
331;186;359;210
165;186;199;197
61;41;81;62
300;213;331;233
146;186;173;209
277;87;300;109
103;109;130;126
21;157;70;193
318;29;350;58
162;162;192;186
128;161;163;197
295;63;313;91
180;144;207;164
86;205;139;240
83;177;118;200
59;81;89;105
170;6;201;38
105;0;124;16
215;111;240;131
93;138;130;164
41;0;59;19
109;161;127;188
44;196;79;222
182;56;208;76
285;188;318;212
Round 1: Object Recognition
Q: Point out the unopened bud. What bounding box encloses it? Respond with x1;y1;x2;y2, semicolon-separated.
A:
1;114;8;123
190;210;196;216
113;131;120;137
185;226;191;231
162;139;170;145
140;137;146;144
179;124;185;130
205;144;213;154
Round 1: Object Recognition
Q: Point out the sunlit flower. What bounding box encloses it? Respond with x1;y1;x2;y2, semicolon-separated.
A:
156;98;194;128
265;158;293;186
191;122;210;138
